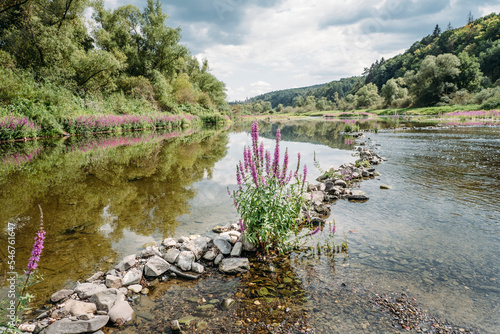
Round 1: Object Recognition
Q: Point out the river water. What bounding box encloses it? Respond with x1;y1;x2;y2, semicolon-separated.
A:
0;119;499;333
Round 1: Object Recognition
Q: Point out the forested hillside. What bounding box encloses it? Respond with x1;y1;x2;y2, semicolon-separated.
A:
0;0;229;138
235;13;500;115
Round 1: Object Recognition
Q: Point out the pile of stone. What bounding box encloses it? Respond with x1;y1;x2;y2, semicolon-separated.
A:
18;224;254;334
305;140;386;220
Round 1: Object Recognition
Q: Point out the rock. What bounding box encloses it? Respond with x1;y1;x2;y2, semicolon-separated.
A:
18;323;36;332
142;241;157;248
106;268;119;277
214;254;224;265
63;299;97;317
334;179;347;188
348;194;369;201
163;248;181;264
380;184;392;189
122;268;142;286
105;275;122;289
230;242;243;257
128;284;143;293
89;288;122;312
171;319;181;331
182;237;209;260
310;217;325;226
203;248;218;261
311;191;324;205
219;258;250;274
162;238;177;248
77;313;94;320
324;180;335;192
221;298;236;310
212;225;230;233
74;283;108;299
191;263;205;274
178;236;190;243
178;315;197;325
108;300;134;324
220;232;237;244
144;255;170;277
317;183;326;191
213;237;232;255
50;289;74;303
140;246;161;258
39;316;109;334
177;250;195;271
169;266;200;280
114;254;136;272
241;237;257;252
85;271;104;283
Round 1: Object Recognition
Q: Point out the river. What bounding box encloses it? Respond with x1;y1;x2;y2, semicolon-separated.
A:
0;119;498;333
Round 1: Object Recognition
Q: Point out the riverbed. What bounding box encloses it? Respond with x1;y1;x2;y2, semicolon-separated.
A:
1;119;499;333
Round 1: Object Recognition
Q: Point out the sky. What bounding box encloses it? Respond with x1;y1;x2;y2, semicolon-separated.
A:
104;0;500;101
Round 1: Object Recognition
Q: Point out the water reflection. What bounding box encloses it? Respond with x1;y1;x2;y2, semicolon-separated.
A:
0;128;230;301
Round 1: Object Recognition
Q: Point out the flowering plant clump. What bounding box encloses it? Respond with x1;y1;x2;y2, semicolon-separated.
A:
0;116;40;141
229;122;309;253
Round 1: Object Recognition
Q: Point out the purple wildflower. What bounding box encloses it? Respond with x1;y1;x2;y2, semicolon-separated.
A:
332;224;336;233
272;129;281;177
302;164;307;184
26;228;46;275
265;150;271;175
309;227;320;236
281;148;289;183
238;219;245;233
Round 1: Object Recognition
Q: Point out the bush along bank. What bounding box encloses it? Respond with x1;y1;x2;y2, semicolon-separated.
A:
0;112;231;142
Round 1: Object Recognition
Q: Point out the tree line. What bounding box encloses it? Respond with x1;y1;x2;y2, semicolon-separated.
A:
0;0;229;126
235;13;500;115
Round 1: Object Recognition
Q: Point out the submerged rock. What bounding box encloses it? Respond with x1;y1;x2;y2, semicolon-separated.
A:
219;258;250;274
50;289;74;303
39;315;109;334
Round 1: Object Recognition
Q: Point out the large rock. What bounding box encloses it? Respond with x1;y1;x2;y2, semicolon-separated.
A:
39;316;109;334
230;242;243;257
50;289;73;303
219;258;250;274
89;288;122;312
63;299;97;317
115;254;137;272
191;263;205;274
162;237;177;248
241;237;257;252
144;255;170;277
203;248;218;261
74;283;107;299
213;237;232;255
140;246;161;258
182;236;210;260
311;191;325;205
85;271;104;283
122;268;142;286
108;300;134;324
334;179;347;188
177;251;195;271
163;248;180;264
214;254;224;266
105;275;122;289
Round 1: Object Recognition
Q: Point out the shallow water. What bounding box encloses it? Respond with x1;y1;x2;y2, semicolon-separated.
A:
1;120;499;333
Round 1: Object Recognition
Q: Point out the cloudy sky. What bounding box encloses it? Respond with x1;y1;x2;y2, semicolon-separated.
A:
105;0;500;101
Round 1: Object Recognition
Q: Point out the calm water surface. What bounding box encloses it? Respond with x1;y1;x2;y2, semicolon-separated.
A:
0;120;498;333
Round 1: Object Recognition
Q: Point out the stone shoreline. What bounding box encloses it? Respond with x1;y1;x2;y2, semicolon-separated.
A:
15;133;385;334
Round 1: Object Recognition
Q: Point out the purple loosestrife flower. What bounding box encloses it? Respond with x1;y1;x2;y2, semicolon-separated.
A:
236;165;243;190
26;227;46;275
302;164;307;184
250;156;259;187
281;148;289;184
272;128;281;177
296;153;301;174
259;142;265;168
332;224;336;233
309;227;320;236
265;150;271;175
251;122;259;161
238;219;245;233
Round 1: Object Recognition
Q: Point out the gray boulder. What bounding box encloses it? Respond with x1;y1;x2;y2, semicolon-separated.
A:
122;268;142;286
213;237;232;255
39;316;109;334
144;255;170;277
203;248;218;261
191;263;205;274
177;251;195;271
162;237;177;248
105;275;122;289
108;300;134;324
63;299;97;317
74;283;107;299
163;248;180;264
230;242;243;257
182;237;210;260
89;288;122;312
219;258;250;274
114;254;136;272
50;289;74;303
140;246;161;258
214;253;224;265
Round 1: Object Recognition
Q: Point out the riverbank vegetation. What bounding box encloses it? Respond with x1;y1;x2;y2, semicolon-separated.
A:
0;0;230;141
233;13;500;117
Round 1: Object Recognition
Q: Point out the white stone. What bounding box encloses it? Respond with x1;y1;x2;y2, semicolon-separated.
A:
163;248;180;264
114;254;137;272
144;255;170;277
122;268;142;286
105;275;122;289
63;299;97;317
74;283;108;299
108;300;134;324
128;284;143;293
176;250;195;271
191;263;205;274
161;237;177;248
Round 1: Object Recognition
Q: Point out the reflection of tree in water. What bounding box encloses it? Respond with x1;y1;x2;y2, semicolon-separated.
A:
0;129;229;303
